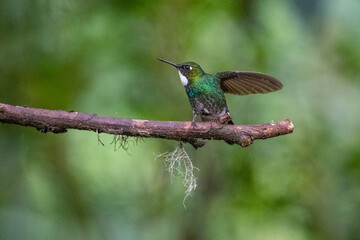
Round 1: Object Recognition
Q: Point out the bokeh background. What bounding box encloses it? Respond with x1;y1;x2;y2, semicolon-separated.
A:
1;0;360;239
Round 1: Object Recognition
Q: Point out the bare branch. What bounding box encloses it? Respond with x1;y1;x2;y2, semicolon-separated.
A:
0;103;294;148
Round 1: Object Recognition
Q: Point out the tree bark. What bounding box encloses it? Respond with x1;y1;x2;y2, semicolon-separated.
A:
0;102;293;149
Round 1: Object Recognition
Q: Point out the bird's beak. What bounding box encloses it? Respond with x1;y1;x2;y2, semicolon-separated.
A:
158;58;178;68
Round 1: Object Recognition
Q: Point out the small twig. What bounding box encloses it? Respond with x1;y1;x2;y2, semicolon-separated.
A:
96;130;105;146
0;103;294;148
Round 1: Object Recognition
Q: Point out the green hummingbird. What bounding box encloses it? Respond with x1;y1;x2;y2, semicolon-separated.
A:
158;58;283;125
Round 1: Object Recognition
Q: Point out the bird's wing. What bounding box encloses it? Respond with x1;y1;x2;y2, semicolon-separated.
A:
215;71;283;95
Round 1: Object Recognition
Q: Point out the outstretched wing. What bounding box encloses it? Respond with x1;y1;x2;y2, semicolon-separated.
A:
215;71;283;95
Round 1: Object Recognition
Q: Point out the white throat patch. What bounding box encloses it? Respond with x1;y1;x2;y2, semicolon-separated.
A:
178;70;188;86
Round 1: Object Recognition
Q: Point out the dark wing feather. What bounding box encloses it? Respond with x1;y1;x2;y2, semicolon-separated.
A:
216;71;283;95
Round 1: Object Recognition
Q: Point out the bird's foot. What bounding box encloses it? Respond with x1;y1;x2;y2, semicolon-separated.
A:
191;114;198;127
191;120;196;127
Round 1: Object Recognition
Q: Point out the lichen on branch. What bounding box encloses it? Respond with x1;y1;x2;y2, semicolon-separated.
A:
156;142;199;206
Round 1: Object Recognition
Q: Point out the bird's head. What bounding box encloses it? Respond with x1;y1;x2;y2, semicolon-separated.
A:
158;58;205;86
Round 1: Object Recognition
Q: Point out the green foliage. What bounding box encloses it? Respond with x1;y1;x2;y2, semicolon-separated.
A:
1;0;360;239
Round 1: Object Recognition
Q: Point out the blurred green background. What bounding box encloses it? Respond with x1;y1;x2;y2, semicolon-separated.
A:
1;0;360;239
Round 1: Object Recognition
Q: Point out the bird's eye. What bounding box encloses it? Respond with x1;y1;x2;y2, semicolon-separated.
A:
185;65;192;70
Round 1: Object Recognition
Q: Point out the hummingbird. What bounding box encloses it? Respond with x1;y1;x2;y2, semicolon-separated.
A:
158;58;283;125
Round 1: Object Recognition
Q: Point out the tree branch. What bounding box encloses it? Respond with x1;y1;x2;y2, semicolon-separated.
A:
0;102;293;149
